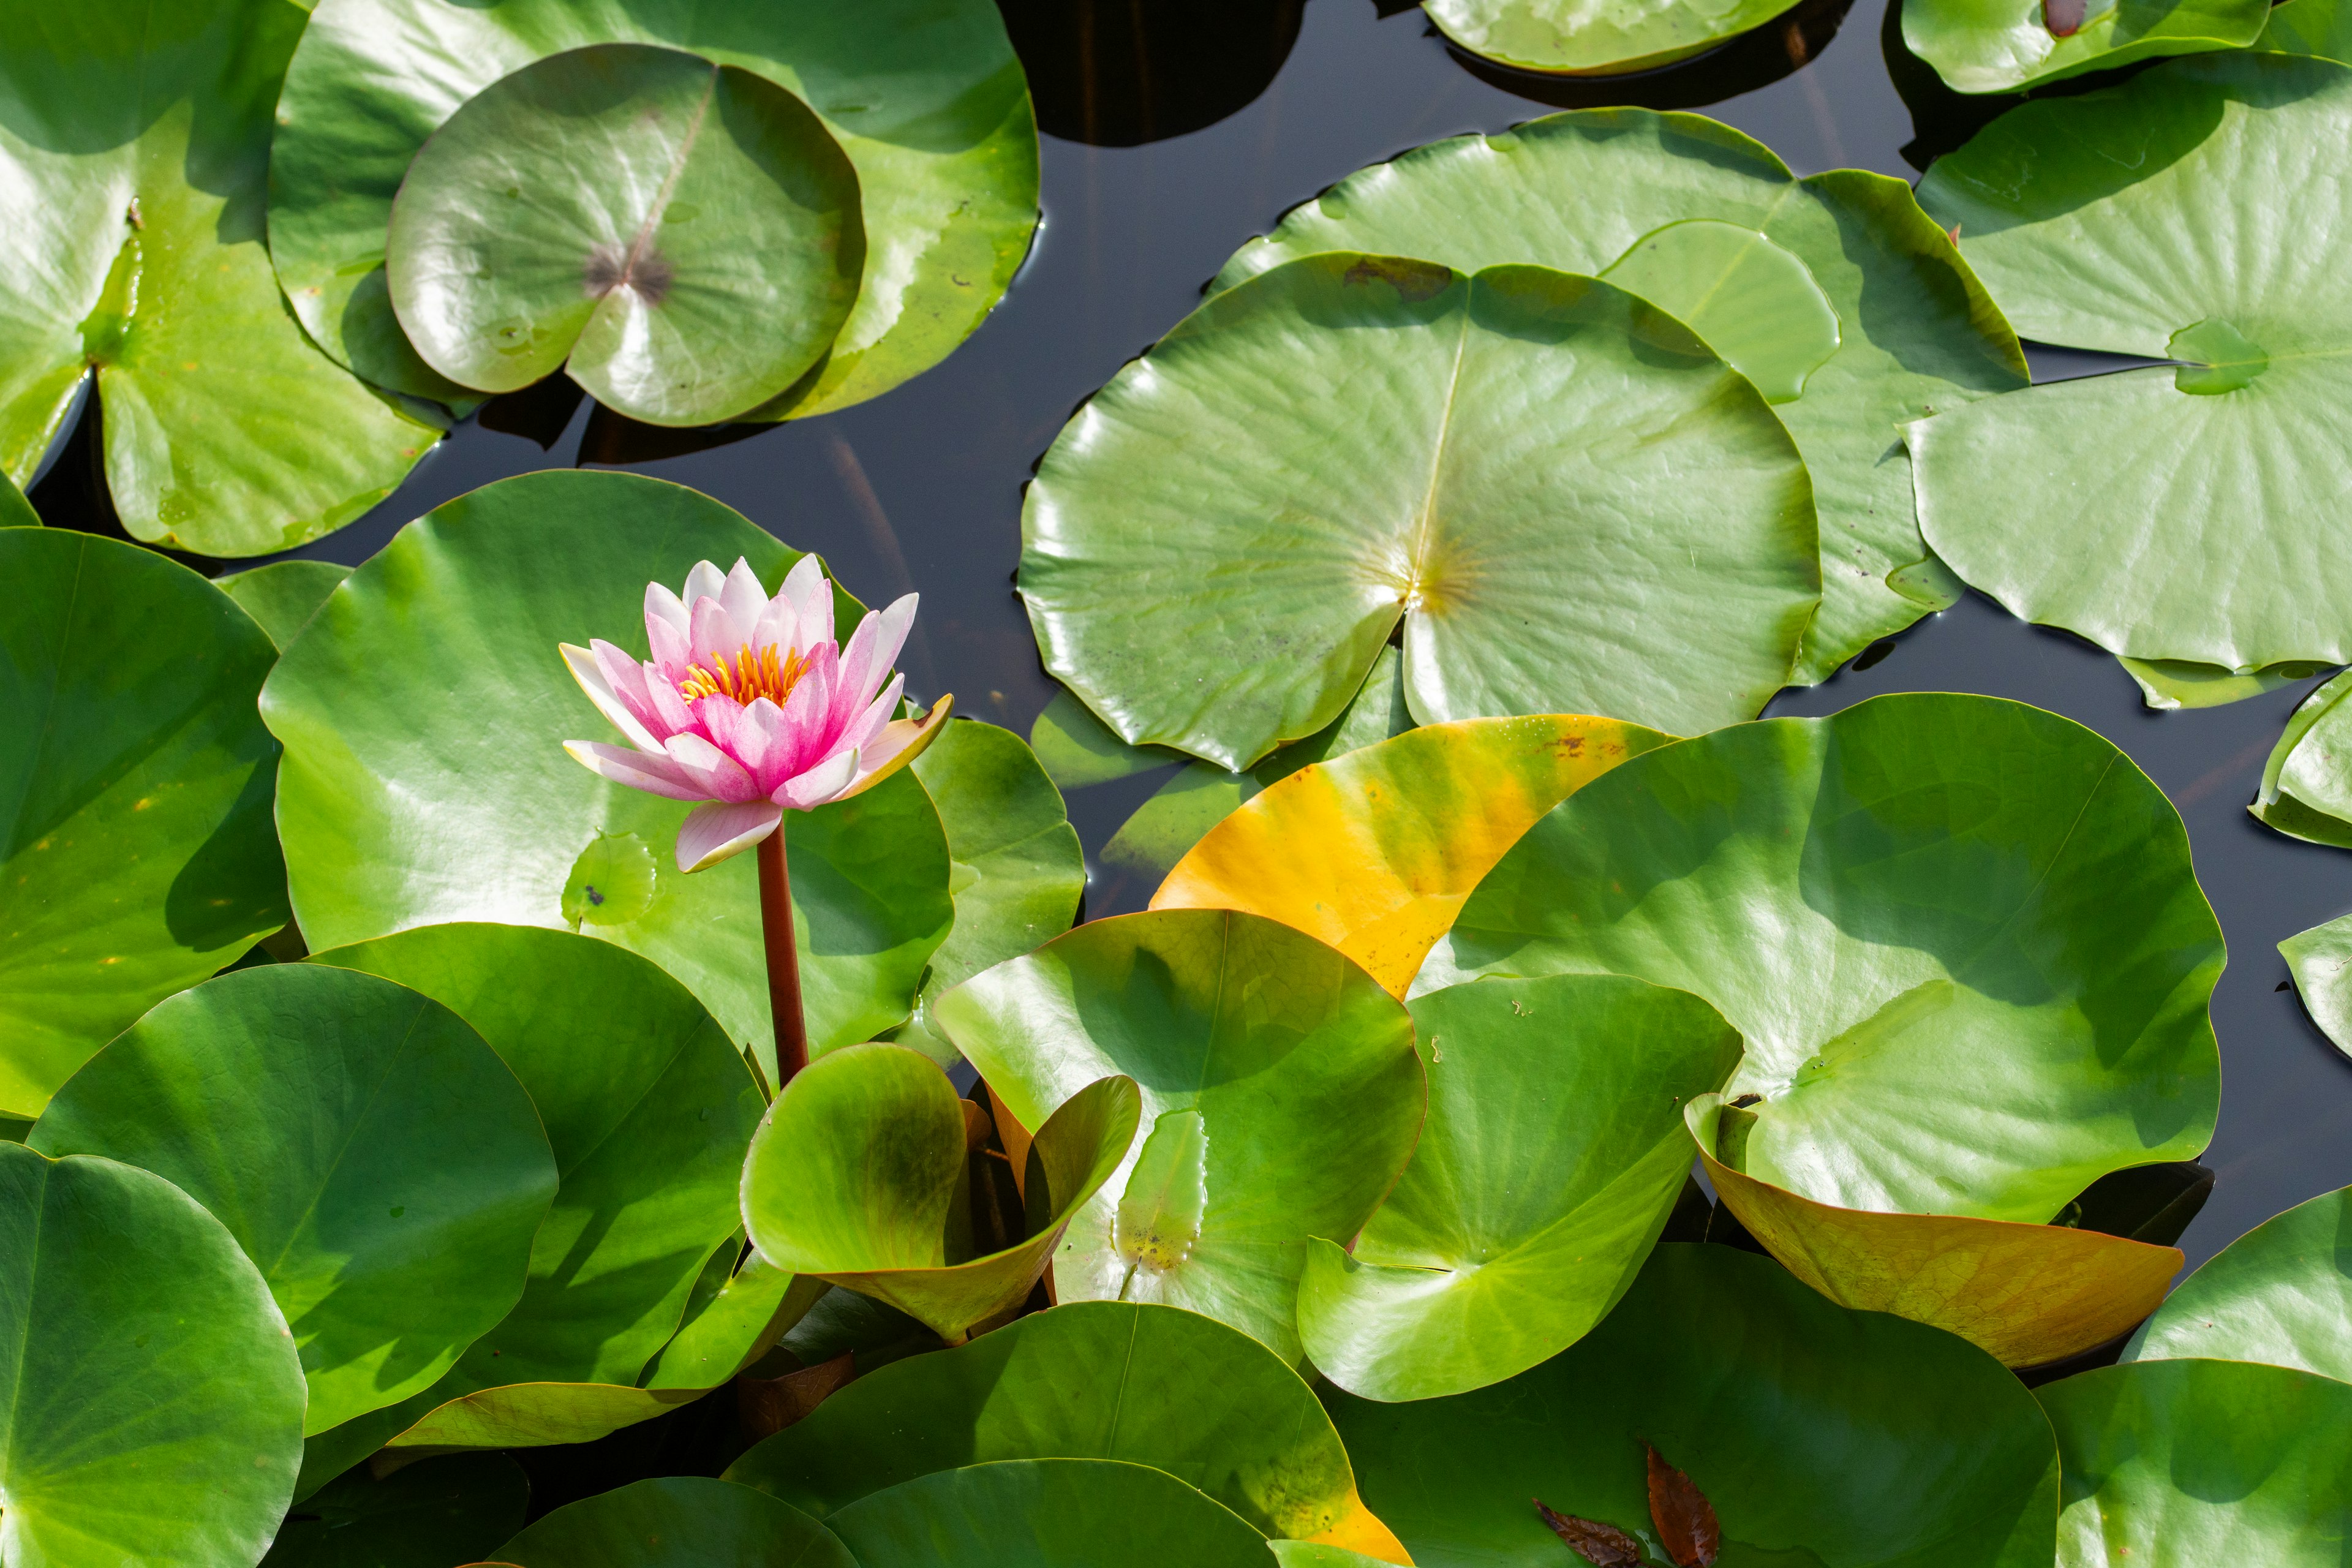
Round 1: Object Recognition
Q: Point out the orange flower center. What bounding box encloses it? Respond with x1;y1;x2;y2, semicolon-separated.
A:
678;643;812;707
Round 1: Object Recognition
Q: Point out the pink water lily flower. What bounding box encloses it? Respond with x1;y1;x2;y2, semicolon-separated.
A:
562;556;949;873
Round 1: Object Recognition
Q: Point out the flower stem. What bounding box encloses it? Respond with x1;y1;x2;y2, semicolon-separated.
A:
756;825;810;1085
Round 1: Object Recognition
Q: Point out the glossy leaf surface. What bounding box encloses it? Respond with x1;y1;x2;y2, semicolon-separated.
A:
263;470;952;1077
1436;693;2223;1227
1301;975;1742;1401
0;1143;307;1568
825;1460;1272;1568
30;964;557;1434
1022;254;1818;771
262;1453;529;1568
0;0;438;551
386;45;861;426
933;910;1424;1362
1421;0;1806;74
2251;668;2352;849
725;1299;1406;1557
1156;714;1669;996
1913;56;2352;678
2037;1360;2352;1564
489;1476;852;1567
1901;0;2266;94
1;530;287;1116
270;0;1038;418
1333;1243;2059;1568
2127;1183;2352;1384
2281;913;2352;1061
1216;110;2026;682
219;560;353;651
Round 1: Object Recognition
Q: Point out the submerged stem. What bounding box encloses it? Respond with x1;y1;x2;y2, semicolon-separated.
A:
757;825;810;1085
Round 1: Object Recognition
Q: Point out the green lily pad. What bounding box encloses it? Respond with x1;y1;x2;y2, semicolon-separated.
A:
1597;219;1840;404
1214;109;2026;685
1433;692;2223;1226
894;718;1086;1065
1912;55;2352;682
1025;254;1819;771
0;0;439;552
2119;655;2328;712
489;1476;852;1567
825;1461;1272;1567
1420;0;1806;74
725;1299;1406;1555
1;469;36;527
1331;1243;2060;1568
2260;0;2352;58
386;44;862;427
1;530;287;1117
29;963;557;1434
2036;1359;2352;1562
1299;974;1743;1402
741;1044;1139;1341
262;1452;529;1568
269;0;1037;418
0;1142;307;1568
219;560;354;651
2125;1183;2352;1384
932;910;1424;1363
262;469;954;1079
1027;687;1186;790
640;1251;825;1393
2252;668;2352;848
2281;913;2352;1060
1901;0;2267;94
311;923;765;1408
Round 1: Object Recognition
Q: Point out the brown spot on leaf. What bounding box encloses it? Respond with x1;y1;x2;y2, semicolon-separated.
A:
1341;255;1452;302
1646;1446;1721;1567
1535;1499;1642;1567
584;241;676;304
2043;0;2086;35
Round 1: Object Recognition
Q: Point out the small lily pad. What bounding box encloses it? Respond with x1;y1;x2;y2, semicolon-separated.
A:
2252;668;2352;849
386;44;862;426
1420;0;1809;74
2282;913;2352;1061
2126;1183;2352;1384
1901;0;2268;94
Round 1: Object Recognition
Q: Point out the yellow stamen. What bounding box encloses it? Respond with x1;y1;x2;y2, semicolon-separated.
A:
679;643;812;707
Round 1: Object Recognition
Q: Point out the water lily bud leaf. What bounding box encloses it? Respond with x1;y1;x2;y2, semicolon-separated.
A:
1;530;287;1117
0;1142;307;1568
29;964;557;1434
385;44;862;427
2125;1182;2352;1384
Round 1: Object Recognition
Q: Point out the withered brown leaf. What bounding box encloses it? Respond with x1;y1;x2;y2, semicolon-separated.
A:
1645;1444;1722;1567
1534;1498;1642;1567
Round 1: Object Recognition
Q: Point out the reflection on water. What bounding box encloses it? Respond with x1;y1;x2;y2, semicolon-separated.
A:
997;0;1306;145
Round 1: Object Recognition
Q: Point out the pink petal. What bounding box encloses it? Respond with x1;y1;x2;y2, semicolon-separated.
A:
698;693;774;781
664;732;763;803
720;557;767;644
780;745;860;810
750;593;799;659
682;560;727;608
836;595;918;717
739;698;791;795
676;799;781;873
690;596;743;666
783;555;833;652
841;672;907;757
565;740;707;802
647;672;698;739
589;639;668;741
560;643;663;752
769;657;832;780
645;581;690;639
648;614;693;683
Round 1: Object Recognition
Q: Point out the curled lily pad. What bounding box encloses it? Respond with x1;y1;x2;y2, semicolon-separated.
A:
1420;0;1806;74
725;1299;1408;1558
2282;914;2352;1061
386;44;862;426
1155;714;1669;997
0;0;439;552
2126;1183;2352;1383
742;1045;1138;1342
1901;0;2267;94
1;530;287;1117
827;1460;1273;1568
262;470;953;1077
269;0;1037;418
0;1142;308;1568
219;560;353;651
1912;56;2352;684
1301;974;1742;1401
2036;1360;2352;1562
262;1453;529;1568
488;1476;851;1566
29;963;557;1434
1021;253;1819;771
2252;668;2352;848
932;910;1424;1362
1215;110;2026;683
1332;1242;2060;1568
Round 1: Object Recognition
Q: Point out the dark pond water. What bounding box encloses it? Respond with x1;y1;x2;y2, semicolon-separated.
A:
34;0;2352;1279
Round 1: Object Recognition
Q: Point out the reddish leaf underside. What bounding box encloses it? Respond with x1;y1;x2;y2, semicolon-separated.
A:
1645;1445;1722;1567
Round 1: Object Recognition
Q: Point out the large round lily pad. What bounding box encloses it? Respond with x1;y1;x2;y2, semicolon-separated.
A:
1900;0;2267;95
1;530;287;1117
1913;55;2352;684
826;1461;1273;1568
269;0;1038;418
29;963;557;1434
262;470;953;1078
932;910;1425;1363
0;0;437;552
1420;0;1806;74
1332;1243;2059;1568
741;1044;1138;1342
2036;1359;2352;1562
2126;1183;2352;1384
1156;714;1670;996
0;1142;307;1568
1215;109;2027;684
725;1300;1406;1558
386;44;862;426
1301;974;1742;1401
1020;253;1819;771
